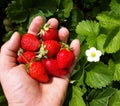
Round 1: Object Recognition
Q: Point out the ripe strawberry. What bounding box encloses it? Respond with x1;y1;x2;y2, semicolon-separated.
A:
28;61;49;83
42;58;69;77
21;33;41;51
42;40;61;58
57;49;75;69
40;24;59;41
17;51;36;64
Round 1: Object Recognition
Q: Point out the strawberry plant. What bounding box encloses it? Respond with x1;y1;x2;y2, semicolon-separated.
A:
1;0;120;106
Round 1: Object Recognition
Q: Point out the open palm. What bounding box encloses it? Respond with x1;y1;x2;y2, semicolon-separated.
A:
0;16;80;106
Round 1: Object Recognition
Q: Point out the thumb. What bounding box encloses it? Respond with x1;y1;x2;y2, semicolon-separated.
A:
0;32;21;68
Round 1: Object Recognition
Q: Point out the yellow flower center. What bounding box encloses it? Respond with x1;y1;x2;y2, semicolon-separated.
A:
90;52;96;57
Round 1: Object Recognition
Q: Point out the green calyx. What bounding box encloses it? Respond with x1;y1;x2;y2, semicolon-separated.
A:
25;62;32;73
17;48;23;56
43;23;50;30
17;48;30;64
36;43;48;59
60;42;72;51
38;23;50;36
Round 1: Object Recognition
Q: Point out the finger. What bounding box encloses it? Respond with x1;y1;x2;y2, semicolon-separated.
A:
0;32;20;68
58;27;69;43
70;39;80;60
28;16;44;36
47;18;59;29
60;39;80;79
69;39;80;74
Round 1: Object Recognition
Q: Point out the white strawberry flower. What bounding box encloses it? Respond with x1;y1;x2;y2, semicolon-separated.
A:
85;47;102;62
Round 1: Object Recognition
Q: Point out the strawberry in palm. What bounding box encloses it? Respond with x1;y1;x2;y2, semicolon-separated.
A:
39;24;59;41
42;58;68;77
57;43;75;69
17;51;37;64
28;61;49;83
21;33;41;51
38;40;61;58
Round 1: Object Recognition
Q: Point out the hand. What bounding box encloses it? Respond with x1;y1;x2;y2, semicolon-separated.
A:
0;16;80;106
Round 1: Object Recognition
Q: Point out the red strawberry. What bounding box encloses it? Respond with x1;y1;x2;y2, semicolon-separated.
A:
17;51;36;64
21;33;41;51
42;58;68;77
57;49;75;69
42;40;61;58
28;61;49;83
40;24;59;41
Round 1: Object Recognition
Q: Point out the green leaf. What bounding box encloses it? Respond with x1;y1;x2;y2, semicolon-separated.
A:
5;0;58;24
76;20;100;37
0;96;6;103
109;90;120;106
104;27;120;53
113;63;120;81
55;0;61;6
96;12;120;29
76;34;86;45
86;34;97;48
70;8;84;28
2;31;14;42
69;86;86;106
85;62;114;88
33;0;57;13
71;68;87;95
63;84;72;106
90;88;115;106
113;50;120;63
110;0;120;15
76;20;100;48
16;0;34;9
0;85;7;104
76;43;88;60
6;1;28;23
97;34;107;54
62;0;73;18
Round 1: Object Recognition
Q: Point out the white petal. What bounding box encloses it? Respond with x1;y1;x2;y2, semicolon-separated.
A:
87;56;94;62
90;47;96;52
85;50;90;56
93;56;100;62
96;50;102;56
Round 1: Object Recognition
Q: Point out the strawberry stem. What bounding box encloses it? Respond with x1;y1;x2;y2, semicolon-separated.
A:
17;48;30;64
36;43;48;59
37;23;50;36
25;62;32;73
20;53;29;64
43;23;50;30
60;42;71;50
17;48;23;56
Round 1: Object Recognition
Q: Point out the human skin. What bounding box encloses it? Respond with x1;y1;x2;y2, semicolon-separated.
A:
0;16;80;106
